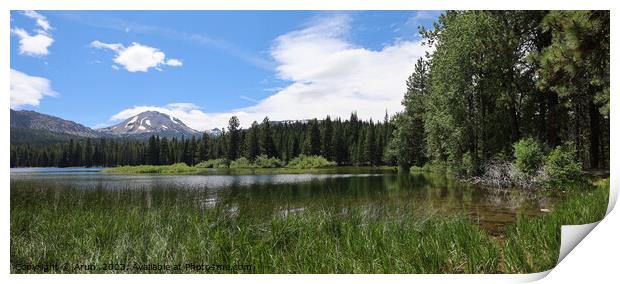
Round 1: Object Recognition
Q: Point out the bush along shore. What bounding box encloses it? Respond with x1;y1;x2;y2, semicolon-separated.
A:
104;154;338;174
410;138;595;191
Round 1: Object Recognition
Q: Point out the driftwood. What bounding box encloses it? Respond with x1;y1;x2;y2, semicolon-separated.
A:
468;159;546;190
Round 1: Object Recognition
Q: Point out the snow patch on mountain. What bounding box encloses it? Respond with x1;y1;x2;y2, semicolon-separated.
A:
99;111;200;138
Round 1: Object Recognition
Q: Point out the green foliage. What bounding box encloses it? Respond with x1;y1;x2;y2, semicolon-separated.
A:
194;158;230;169
460;151;476;177
424;160;449;174
388;58;429;169
303;119;321;156
228;157;253;169
424;11;516;172
105;163;194;174
259;117;277;158
243;121;260;161
321;116;333;159
536;10;609;168
409;160;450;175
227;116;241;161
253;154;284;168
544;143;581;183
513;138;545;175
385;113;424;168
537;11;610;116
228;155;283;169
287;154;336;169
399;11;609;178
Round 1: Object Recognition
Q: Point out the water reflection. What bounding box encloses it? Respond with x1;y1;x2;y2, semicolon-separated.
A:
11;168;551;235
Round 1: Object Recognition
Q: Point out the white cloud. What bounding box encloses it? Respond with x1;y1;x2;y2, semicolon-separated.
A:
10;69;58;108
11;11;54;57
413;10;443;21
108;14;429;130
23;10;52;32
90;40;123;51
90;41;182;72
165;58;183;67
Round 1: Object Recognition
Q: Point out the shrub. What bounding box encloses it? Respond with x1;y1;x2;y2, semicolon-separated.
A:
229;157;253;168
460;151;476;177
409;165;424;173
105;163;194;174
195;159;230;168
513;138;544;175
420;160;449;174
253;155;284;168
287;154;336;169
544;143;581;183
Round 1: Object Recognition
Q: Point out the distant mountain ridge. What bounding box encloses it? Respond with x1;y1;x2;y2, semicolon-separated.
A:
11;109;99;138
10;109;217;144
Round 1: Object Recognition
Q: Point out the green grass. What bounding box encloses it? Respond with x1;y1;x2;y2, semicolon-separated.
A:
10;178;609;274
11;182;498;273
502;179;609;273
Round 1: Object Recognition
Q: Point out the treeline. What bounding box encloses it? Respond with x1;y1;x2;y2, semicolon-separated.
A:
10;11;610;174
387;10;609;175
10;114;393;168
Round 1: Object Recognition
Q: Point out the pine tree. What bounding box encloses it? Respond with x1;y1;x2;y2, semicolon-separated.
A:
260;117;276;157
322;116;333;159
84;138;93;167
198;133;210;162
147;135;159;165
307;119;321;155
332;124;346;165
226;116;241;161
244;121;260;161
160;137;170;165
364;123;378;165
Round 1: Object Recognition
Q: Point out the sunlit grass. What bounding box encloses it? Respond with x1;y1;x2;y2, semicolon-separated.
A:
11;182;498;273
502;179;609;273
10;178;609;273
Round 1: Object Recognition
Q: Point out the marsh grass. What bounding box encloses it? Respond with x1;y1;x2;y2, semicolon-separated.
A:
11;181;498;274
502;179;609;273
10;178;609;274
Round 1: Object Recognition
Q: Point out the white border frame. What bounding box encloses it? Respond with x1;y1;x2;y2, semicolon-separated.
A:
2;1;617;283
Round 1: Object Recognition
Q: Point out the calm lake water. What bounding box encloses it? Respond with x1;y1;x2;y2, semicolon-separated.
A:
10;167;553;236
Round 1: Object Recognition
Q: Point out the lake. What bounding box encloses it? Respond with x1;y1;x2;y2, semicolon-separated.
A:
10;167;552;236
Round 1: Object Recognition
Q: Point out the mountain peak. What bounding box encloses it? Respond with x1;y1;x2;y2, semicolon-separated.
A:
99;111;199;137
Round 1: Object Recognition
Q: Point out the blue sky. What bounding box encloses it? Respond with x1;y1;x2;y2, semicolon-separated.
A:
10;10;440;130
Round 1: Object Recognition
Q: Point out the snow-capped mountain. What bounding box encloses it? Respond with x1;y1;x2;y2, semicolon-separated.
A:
208;128;223;136
98;111;199;138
